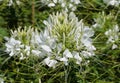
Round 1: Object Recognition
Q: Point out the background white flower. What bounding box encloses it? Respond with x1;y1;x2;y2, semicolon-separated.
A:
41;0;81;11
103;0;120;7
5;37;23;56
105;24;119;49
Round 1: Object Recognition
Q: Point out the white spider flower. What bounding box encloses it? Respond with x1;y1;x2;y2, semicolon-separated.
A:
105;25;119;49
105;25;119;43
5;37;23;56
103;0;120;6
43;11;96;66
5;27;47;59
5;11;95;67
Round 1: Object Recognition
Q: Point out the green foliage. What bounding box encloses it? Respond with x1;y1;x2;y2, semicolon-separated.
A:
0;0;49;29
1;0;120;83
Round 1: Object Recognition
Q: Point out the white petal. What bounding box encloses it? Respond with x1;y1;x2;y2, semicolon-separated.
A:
5;43;12;49
32;50;41;56
74;52;82;61
4;36;9;41
44;29;49;38
81;51;93;58
35;34;42;43
71;6;76;11
16;0;21;5
57;43;62;53
81;37;92;47
63;49;73;58
48;3;55;7
44;57;50;65
86;45;96;51
43;20;48;25
20;53;25;60
112;44;118;49
53;0;57;3
48;60;57;68
8;0;13;6
74;0;80;4
41;45;52;52
60;57;68;65
114;25;119;32
61;3;66;7
25;46;30;51
69;3;73;8
83;27;94;37
9;51;14;56
60;57;68;62
44;57;57;68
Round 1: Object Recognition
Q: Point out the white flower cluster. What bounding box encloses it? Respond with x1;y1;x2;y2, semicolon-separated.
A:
5;27;42;60
43;12;96;67
105;25;119;49
41;0;81;11
103;0;120;7
5;12;96;68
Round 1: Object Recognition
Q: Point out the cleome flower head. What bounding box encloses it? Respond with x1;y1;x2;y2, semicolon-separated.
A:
5;26;42;59
43;11;96;67
5;12;96;68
